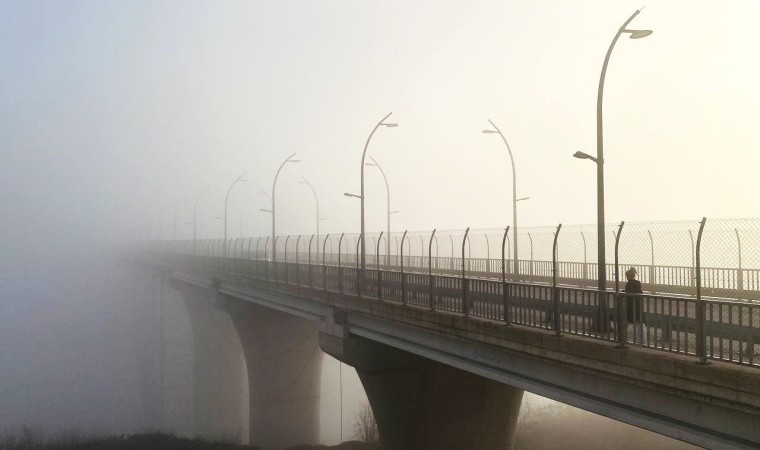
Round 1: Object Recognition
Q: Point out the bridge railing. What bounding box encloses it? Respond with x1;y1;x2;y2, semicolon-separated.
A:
156;218;760;301
147;246;760;369
242;251;757;300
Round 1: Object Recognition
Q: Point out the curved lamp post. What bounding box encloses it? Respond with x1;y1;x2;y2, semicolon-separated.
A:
222;173;247;257
356;112;398;269
271;153;300;262
483;120;530;275
574;9;652;292
365;156;398;263
192;187;211;254
298;176;325;260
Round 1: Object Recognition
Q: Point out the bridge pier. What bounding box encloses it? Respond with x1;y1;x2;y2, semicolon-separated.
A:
221;295;323;449
174;282;248;443
320;312;523;450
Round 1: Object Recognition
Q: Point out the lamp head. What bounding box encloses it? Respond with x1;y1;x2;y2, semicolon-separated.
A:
573;151;598;163
382;123;399;128
365;163;378;167
626;29;653;39
482;129;499;134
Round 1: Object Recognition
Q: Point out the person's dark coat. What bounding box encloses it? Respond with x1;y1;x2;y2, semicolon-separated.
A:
624;278;644;323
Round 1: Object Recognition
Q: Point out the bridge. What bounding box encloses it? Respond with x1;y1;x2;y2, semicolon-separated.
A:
138;219;760;450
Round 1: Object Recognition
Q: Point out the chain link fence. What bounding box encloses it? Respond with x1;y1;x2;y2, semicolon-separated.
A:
145;217;760;367
157;218;760;301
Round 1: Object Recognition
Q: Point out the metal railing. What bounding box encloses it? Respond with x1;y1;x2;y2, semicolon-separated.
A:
147;245;760;369
158;218;760;301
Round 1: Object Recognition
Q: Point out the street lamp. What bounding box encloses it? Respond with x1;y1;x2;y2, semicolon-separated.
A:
168;200;185;254
576;8;652;292
222;173;247;257
365;156;395;262
298;177;324;259
358;112;398;269
483;119;523;275
172;202;180;242
192;187;211;254
271;153;300;263
573;151;598;163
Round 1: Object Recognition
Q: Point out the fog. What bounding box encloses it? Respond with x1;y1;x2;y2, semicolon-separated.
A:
2;0;759;448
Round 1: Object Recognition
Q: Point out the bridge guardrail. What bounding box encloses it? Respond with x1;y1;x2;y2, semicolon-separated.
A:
146;247;760;368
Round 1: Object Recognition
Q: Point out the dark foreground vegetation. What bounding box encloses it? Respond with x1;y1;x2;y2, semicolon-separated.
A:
0;431;382;450
0;433;252;450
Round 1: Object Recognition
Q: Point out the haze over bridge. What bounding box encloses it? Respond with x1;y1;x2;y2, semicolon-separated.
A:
138;217;760;450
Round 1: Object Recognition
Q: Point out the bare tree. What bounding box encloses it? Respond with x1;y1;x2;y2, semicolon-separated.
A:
353;401;378;443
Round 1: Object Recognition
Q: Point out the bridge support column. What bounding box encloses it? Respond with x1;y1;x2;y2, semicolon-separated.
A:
221;296;323;449
320;312;523;450
174;282;248;443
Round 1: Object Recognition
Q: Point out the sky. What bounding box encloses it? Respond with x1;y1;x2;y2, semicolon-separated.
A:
1;0;759;444
3;0;760;246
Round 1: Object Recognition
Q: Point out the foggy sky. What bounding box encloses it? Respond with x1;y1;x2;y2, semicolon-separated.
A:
3;1;760;245
1;0;758;445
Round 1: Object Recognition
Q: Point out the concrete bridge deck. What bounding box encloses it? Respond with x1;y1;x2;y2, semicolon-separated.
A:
140;250;760;449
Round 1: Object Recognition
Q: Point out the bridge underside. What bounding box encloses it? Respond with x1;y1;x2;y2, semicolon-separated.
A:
174;281;248;443
221;295;323;449
174;279;322;448
164;266;760;450
322;330;523;450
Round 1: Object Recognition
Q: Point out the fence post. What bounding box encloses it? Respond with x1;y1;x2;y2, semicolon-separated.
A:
377;232;384;301
247;237;254;277
736;228;744;293
254;237;261;278
232;238;239;273
615;222;627;348
501;227;511;326
528;232;534;276
428;229;436;311
322;234;330;291
419;236;425;271
263;237;270;281
484;234;490;274
394;236;400;267
689;230;696;288
695;217;709;365
273;236;281;282
648;230;655;285
338;233;344;293
308;235;314;288
295;235;302;285
401;230;408;305
284;235;291;283
552;224;562;336
239;238;245;273
356;234;362;297
462;228;470;318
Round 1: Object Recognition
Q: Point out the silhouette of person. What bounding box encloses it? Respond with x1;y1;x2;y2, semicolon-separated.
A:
624;267;647;343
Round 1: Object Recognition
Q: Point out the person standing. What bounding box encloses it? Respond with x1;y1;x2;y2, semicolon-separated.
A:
624;267;647;344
